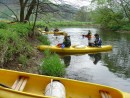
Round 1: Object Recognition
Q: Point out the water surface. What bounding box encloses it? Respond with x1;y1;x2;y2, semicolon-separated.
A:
48;27;130;92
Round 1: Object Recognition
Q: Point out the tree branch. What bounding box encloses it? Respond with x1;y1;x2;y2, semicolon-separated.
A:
0;2;19;21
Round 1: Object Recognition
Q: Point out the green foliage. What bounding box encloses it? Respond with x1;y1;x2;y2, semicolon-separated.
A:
43;49;51;57
36;21;93;27
18;54;28;66
10;23;32;37
0;23;33;65
41;50;65;77
0;22;8;29
121;23;130;31
92;7;123;30
37;35;50;45
74;7;92;22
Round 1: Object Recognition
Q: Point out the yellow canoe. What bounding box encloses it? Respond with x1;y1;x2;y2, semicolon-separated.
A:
0;68;129;98
37;45;112;54
38;29;67;35
44;31;66;35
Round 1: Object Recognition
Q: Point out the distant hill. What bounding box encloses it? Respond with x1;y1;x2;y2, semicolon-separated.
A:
0;0;79;21
0;0;18;4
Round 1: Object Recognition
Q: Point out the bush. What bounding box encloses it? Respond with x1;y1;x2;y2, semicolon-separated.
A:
0;22;7;29
0;24;33;65
18;54;28;66
37;35;50;45
121;23;130;31
41;50;65;77
10;23;32;37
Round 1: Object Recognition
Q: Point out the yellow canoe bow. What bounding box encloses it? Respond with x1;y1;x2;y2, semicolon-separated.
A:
0;68;129;98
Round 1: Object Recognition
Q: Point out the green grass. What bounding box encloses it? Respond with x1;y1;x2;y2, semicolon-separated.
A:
18;54;28;66
37;35;50;45
0;22;33;66
36;21;94;28
41;50;65;77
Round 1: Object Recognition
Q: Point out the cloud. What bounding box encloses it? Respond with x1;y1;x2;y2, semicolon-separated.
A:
50;0;90;7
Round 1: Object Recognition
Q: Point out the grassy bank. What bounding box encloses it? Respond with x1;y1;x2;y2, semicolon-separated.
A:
36;21;95;28
0;22;66;77
0;22;33;67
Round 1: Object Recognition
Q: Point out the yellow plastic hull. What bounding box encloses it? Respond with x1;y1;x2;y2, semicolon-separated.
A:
0;68;129;98
38;30;67;35
44;31;66;35
37;45;112;54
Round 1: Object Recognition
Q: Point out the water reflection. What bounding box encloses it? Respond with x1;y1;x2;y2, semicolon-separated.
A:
47;27;130;92
61;55;71;67
88;53;101;65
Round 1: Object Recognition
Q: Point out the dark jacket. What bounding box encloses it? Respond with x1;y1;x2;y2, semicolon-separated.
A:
63;36;71;47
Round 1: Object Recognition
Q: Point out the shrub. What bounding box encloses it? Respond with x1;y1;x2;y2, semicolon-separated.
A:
121;23;130;31
0;22;7;29
18;54;28;66
10;23;32;37
41;50;65;77
37;35;50;45
0;26;33;64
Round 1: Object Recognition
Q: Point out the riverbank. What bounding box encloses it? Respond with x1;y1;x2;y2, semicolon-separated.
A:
0;22;45;74
1;21;130;75
0;21;66;76
3;37;44;74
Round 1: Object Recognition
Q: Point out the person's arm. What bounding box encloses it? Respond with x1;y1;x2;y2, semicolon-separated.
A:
82;34;89;38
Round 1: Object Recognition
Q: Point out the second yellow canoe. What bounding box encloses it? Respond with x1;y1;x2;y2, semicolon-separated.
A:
37;45;112;54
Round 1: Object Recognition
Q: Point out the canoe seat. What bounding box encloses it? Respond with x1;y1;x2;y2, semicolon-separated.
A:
99;90;112;98
12;76;28;91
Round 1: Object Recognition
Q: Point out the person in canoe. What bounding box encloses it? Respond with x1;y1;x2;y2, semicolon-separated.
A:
54;28;59;32
82;30;95;47
94;33;102;47
53;28;60;37
63;35;71;47
57;35;71;48
44;26;49;32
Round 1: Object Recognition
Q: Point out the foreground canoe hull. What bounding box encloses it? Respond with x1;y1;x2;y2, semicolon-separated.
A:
37;45;112;54
0;86;50;98
0;68;129;98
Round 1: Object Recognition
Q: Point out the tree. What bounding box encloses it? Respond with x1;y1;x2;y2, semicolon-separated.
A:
91;0;130;22
75;7;87;22
0;0;76;22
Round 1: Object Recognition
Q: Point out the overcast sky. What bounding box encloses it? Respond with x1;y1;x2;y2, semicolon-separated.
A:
51;0;91;7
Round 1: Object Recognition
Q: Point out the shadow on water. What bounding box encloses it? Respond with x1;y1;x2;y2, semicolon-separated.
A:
61;55;71;67
88;53;102;65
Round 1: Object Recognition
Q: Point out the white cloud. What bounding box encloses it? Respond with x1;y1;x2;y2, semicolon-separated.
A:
50;0;91;7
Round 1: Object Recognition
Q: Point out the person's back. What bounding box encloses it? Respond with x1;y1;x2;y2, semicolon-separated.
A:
54;28;59;32
45;26;49;32
94;34;102;47
82;30;95;46
63;36;71;47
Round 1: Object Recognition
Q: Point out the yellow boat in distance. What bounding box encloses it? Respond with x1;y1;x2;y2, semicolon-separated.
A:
43;31;67;36
0;68;129;98
37;45;112;54
38;28;67;36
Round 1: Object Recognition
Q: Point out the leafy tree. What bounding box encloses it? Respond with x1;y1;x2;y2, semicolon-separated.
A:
75;7;92;22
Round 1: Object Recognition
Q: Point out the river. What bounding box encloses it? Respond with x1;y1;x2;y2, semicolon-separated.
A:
47;27;130;93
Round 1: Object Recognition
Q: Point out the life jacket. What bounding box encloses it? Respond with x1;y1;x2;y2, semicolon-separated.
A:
63;36;71;47
89;35;95;43
95;38;102;45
